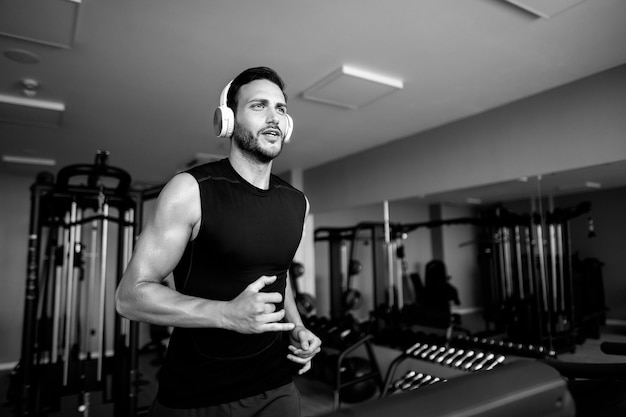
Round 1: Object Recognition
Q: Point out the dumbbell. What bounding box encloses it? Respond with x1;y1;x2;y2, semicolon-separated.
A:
412;374;433;389
471;352;495;371
463;352;485;370
444;349;465;366
405;342;422;355
485;355;506;370
419;345;440;360
453;350;475;368
410;344;432;358
390;370;417;394
428;346;448;362
402;372;425;391
435;348;457;364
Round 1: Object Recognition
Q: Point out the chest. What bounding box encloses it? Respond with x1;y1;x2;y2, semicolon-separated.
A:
198;181;305;271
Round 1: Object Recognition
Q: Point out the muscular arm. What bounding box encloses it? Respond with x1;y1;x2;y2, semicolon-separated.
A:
115;173;221;327
284;197;310;328
115;173;293;333
283;198;322;374
284;273;304;328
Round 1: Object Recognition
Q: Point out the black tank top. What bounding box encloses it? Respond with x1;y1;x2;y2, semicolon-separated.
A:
157;158;307;408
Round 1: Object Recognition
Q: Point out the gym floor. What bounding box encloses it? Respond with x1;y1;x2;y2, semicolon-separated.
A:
1;325;625;417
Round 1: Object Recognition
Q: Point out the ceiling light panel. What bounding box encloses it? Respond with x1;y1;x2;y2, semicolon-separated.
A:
0;0;82;48
0;94;65;127
504;0;586;19
2;155;57;166
302;65;403;109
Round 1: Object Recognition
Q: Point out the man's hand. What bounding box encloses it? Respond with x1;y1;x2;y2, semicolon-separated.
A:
223;275;296;334
287;326;322;375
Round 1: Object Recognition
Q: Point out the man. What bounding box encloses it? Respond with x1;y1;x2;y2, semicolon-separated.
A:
115;66;321;417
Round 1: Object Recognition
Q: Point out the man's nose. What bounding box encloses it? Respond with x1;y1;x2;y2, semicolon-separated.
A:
266;107;281;124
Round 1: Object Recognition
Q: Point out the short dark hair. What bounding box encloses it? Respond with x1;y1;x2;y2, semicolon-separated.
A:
227;67;287;113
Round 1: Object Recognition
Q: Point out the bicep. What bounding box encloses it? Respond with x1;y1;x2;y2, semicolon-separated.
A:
121;174;199;288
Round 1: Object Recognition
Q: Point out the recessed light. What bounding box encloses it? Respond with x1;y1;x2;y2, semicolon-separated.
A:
3;48;40;64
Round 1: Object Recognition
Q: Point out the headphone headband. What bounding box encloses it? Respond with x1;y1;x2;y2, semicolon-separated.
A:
219;81;232;108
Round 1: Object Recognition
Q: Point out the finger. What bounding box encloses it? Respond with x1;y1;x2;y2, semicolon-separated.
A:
247;275;276;293
287;353;308;364
299;361;312;375
259;322;295;332
306;336;322;352
256;309;286;324
255;292;283;304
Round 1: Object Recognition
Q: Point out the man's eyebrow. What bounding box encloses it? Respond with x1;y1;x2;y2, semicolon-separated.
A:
247;98;287;107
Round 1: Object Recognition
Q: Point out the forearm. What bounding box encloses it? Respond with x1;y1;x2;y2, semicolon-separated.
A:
284;276;304;327
115;277;227;329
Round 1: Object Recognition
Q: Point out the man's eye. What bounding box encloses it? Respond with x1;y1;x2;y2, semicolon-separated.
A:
277;107;287;114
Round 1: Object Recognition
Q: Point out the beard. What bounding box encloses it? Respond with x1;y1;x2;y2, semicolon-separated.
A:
232;122;283;164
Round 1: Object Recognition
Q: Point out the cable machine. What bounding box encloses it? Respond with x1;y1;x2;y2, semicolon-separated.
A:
478;202;592;353
14;151;151;417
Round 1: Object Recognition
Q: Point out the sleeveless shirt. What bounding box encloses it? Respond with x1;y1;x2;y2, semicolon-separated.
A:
156;158;307;408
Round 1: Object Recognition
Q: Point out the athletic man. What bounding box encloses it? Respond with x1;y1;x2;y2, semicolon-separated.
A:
115;66;321;416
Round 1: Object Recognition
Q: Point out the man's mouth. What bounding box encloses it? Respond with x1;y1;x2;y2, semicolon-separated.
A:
261;128;282;139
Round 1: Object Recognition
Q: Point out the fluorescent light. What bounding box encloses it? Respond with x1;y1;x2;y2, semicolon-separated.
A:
2;155;57;166
0;94;65;112
504;0;585;19
342;65;404;89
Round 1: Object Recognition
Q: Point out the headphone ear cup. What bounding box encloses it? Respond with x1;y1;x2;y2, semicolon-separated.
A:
214;105;235;138
284;114;294;143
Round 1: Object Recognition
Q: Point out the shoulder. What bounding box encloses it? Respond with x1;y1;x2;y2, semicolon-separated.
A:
161;172;199;200
271;175;309;216
155;172;200;225
186;159;231;182
271;174;305;196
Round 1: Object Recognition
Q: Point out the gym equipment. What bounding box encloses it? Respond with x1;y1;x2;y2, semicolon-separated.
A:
289;261;317;316
330;334;384;410
320;360;575;417
13;151;151;417
316;222;400;320
213;80;294;142
343;226;367;311
302;313;383;409
478;202;593;353
335;356;378;403
540;340;626;416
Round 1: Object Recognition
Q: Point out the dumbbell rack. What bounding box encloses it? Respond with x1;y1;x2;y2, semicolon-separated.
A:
380;333;560;397
381;340;510;397
330;334;384;410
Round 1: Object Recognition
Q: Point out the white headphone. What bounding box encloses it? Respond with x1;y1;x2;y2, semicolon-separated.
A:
213;80;294;143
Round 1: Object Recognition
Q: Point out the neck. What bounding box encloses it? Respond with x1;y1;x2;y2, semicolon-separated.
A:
228;149;273;189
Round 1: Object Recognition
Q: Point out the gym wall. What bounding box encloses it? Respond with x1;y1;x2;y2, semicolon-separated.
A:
304;64;626;214
0;173;31;367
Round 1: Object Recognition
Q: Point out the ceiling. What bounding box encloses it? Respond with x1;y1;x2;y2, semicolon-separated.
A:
1;0;626;205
